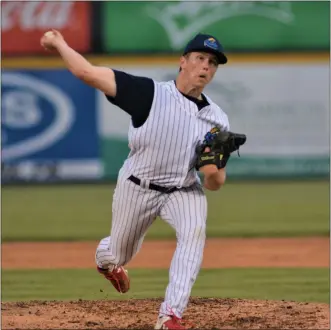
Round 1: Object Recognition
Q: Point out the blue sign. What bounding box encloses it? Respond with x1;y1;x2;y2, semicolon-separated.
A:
1;69;100;182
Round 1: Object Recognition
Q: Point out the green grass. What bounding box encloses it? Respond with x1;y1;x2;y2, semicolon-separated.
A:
2;181;329;242
2;268;329;303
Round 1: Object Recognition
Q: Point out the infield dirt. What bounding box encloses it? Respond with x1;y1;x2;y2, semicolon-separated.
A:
2;237;329;329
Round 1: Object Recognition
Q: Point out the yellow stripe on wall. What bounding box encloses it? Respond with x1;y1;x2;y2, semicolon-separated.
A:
2;52;330;69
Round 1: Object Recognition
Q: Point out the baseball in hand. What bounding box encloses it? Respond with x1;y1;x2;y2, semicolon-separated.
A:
41;29;63;51
44;31;55;38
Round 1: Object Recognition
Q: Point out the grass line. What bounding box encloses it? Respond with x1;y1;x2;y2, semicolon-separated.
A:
2;268;329;303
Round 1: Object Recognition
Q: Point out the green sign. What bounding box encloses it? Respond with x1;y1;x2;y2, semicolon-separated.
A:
102;1;330;52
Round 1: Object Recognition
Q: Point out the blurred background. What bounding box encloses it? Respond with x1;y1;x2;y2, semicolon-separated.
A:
1;1;330;240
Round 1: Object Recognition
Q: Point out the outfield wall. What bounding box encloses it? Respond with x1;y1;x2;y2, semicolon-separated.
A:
1;54;330;183
2;1;329;56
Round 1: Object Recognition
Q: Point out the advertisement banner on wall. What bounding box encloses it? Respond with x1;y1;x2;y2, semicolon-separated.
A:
98;62;329;179
2;1;91;55
102;1;330;53
1;69;101;183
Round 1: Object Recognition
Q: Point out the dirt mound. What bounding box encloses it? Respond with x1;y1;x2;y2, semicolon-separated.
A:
2;298;329;329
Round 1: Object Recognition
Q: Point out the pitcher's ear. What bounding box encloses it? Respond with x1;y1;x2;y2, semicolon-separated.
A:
179;54;188;71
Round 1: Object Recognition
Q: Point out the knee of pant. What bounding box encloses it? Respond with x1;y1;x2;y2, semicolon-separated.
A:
179;223;206;244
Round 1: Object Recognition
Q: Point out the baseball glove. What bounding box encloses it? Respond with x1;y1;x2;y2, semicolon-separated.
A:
195;126;247;170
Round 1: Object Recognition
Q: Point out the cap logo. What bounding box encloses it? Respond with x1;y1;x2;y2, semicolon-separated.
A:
204;37;218;50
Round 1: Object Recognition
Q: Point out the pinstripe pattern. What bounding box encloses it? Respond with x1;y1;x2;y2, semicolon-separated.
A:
159;184;207;318
95;177;164;268
119;80;230;187
95;79;229;318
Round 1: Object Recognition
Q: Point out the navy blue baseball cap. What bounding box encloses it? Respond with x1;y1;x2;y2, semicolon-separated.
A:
183;33;227;65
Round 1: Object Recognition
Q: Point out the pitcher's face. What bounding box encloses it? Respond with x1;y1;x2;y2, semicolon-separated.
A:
180;52;218;88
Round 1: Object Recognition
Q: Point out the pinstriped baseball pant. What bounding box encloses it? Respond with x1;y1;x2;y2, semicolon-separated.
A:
95;177;207;318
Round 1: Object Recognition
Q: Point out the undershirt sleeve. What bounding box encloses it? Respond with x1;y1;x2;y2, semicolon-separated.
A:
105;70;155;128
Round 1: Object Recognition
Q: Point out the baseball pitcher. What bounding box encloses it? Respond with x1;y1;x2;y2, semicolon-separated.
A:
41;30;246;329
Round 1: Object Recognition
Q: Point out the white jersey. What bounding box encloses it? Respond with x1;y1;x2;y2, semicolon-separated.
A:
118;80;230;188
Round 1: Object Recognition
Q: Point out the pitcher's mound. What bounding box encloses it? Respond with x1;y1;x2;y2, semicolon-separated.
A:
2;298;329;329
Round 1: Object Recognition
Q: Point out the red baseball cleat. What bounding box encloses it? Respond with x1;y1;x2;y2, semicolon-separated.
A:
97;266;130;293
155;315;193;329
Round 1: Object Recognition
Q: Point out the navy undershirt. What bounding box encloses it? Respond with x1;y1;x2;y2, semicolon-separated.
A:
106;70;210;128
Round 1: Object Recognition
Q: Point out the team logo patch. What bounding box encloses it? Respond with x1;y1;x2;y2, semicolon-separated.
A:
210;127;220;135
203;127;220;144
204;37;219;50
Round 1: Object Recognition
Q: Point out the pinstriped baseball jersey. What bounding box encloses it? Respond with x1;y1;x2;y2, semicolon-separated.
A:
119;80;230;187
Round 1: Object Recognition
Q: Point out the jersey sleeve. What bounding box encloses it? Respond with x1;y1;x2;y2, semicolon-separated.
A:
105;70;155;128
